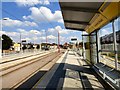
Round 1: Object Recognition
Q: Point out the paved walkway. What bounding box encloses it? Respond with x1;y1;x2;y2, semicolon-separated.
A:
34;50;105;90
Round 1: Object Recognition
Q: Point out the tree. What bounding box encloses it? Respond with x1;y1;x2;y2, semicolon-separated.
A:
2;34;13;50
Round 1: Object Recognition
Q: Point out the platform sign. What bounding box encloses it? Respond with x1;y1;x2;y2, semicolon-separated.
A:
22;40;26;42
71;38;77;41
14;43;20;52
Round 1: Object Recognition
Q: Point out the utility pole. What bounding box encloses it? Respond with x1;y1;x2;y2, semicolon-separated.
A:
58;31;60;53
45;30;47;48
20;32;22;51
46;30;47;44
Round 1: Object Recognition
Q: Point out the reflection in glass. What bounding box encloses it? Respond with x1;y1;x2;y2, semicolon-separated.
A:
90;32;97;64
100;22;114;51
99;22;116;68
114;17;120;70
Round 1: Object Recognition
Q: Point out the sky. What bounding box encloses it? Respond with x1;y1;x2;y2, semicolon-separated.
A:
0;0;119;44
0;0;82;44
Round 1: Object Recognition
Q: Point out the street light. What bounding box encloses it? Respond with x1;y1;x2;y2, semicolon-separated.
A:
58;31;60;53
20;32;22;51
55;29;60;53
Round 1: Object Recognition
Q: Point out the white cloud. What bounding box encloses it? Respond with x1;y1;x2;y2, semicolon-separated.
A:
0;31;6;35
0;30;20;37
43;0;50;5
15;0;50;7
30;30;41;35
48;26;68;35
2;18;38;27
55;26;68;34
48;28;55;33
24;6;63;23
24;37;31;41
1;29;39;43
40;36;46;40
17;28;26;32
17;28;29;36
100;27;113;37
60;36;65;42
47;35;56;40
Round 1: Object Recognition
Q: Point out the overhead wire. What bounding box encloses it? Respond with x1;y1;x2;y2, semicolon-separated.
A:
1;1;62;44
1;8;42;32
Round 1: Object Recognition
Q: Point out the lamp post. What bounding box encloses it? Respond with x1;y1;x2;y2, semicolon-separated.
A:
45;30;47;44
20;32;22;51
45;30;47;49
33;31;38;51
55;29;60;53
58;31;60;53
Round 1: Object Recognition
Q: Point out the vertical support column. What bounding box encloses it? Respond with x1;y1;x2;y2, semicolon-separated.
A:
112;20;118;70
0;23;1;58
96;30;101;63
0;1;2;90
82;31;85;59
0;36;2;59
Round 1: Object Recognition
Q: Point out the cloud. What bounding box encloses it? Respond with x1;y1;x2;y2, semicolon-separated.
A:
100;27;113;37
24;37;31;41
47;35;56;40
23;6;63;23
40;36;46;40
2;18;38;27
43;0;50;5
29;30;41;35
1;29;41;43
15;0;50;7
55;26;68;34
48;25;68;34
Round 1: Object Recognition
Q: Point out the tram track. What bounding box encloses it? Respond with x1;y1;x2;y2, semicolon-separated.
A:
1;51;48;64
1;50;65;89
1;52;55;74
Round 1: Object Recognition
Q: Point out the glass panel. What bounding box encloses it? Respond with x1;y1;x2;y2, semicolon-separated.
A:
100;51;115;68
90;31;97;64
99;23;114;51
99;22;115;68
114;17;120;70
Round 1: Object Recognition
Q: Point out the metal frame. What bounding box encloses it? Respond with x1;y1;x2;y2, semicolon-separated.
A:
89;30;98;64
61;6;99;13
112;20;118;70
96;30;99;63
64;20;90;25
96;18;119;70
66;27;85;31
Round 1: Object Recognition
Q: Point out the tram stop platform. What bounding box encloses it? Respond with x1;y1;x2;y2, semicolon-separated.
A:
33;50;105;90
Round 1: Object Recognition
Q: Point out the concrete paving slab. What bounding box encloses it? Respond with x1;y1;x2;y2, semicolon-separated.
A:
63;69;83;89
33;50;105;90
34;51;68;89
